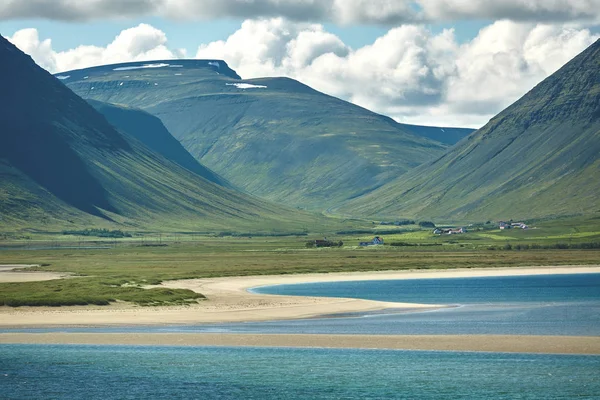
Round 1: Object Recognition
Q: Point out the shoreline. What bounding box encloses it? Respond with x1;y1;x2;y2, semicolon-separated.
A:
0;265;599;328
0;264;71;282
0;333;599;355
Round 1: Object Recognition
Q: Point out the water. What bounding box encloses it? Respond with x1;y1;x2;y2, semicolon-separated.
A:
213;273;598;336
2;274;600;398
252;274;600;304
4;274;599;336
1;345;599;399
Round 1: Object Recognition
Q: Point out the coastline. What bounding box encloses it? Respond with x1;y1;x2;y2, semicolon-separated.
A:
0;264;70;282
0;333;599;355
0;265;598;329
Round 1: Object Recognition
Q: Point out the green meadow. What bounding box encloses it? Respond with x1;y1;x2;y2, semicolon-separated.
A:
1;215;598;307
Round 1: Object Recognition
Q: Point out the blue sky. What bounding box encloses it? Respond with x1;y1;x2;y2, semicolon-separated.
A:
0;17;494;52
2;1;599;127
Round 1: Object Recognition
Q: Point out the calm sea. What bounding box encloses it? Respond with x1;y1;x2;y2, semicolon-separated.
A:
4;274;600;336
1;345;599;399
2;273;599;399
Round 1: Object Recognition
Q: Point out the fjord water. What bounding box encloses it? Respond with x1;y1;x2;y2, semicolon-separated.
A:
6;274;599;336
239;274;600;336
2;274;600;399
2;345;599;399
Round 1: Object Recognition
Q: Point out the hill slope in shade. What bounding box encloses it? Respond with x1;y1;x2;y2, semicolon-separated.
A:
59;60;454;210
400;124;475;146
87;100;229;187
0;36;319;232
338;40;600;222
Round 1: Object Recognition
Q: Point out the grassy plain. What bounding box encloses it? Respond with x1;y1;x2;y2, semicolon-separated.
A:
0;215;598;307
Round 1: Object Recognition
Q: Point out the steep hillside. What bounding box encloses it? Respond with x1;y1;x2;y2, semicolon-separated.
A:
59;60;450;210
0;35;319;232
401;124;475;145
338;40;600;222
87;100;229;187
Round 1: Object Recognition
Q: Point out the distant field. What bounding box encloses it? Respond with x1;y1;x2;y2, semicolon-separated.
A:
1;215;598;307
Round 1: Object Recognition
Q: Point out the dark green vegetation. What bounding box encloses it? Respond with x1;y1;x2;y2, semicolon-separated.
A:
0;35;323;232
340;39;600;221
1;215;599;306
0;279;204;307
400;124;474;145
62;229;132;238
59;60;469;210
88;99;229;187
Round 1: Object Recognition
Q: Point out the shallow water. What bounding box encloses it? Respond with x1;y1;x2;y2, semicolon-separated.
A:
1;345;599;399
4;274;599;336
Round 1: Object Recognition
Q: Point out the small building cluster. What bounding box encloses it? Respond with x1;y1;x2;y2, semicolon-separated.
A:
433;228;467;235
359;236;384;246
499;221;528;230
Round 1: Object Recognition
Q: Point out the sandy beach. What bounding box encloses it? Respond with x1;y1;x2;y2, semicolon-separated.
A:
0;333;598;354
0;264;71;282
1;265;599;353
0;265;598;328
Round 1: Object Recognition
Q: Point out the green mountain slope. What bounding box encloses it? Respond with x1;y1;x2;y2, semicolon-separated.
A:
87;99;229;187
338;39;600;222
0;36;319;232
59;60;450;210
400;124;475;146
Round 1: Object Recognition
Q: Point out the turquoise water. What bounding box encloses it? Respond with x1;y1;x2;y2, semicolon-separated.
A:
2;274;600;398
4;274;600;336
252;273;600;304
1;345;599;399
222;273;599;336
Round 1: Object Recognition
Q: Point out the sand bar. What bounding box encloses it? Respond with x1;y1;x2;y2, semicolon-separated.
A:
0;264;70;282
1;265;599;327
0;333;599;355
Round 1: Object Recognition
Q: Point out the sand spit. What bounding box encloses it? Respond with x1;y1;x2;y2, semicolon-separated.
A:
0;264;71;282
0;266;599;327
0;333;598;355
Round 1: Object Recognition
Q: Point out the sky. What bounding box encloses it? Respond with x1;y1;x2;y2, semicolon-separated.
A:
1;1;599;128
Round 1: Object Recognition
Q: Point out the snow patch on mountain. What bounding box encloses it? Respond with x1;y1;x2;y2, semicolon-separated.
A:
226;83;267;89
113;63;170;71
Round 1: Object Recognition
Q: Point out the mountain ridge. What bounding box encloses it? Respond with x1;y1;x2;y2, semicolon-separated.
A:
337;39;600;221
0;35;320;231
58;59;472;211
87;99;231;187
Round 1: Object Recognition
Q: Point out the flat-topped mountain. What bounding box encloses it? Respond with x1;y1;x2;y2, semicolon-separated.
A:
338;39;600;221
59;60;471;210
0;36;317;231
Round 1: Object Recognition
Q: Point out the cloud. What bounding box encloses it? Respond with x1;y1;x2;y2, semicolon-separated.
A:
7;28;57;71
7;20;598;127
421;0;600;23
2;0;600;24
196;18;598;127
8;23;183;72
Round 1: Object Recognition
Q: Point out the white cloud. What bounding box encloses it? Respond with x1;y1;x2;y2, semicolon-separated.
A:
6;20;598;128
196;18;598;127
421;0;600;23
2;0;600;24
7;28;57;71
8;23;183;72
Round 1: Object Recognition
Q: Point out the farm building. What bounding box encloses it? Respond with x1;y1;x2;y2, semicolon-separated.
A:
360;236;384;246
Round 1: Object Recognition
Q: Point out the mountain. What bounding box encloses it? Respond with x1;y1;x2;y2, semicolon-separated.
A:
58;60;453;210
0;35;319;232
337;40;600;222
87;100;229;187
400;124;475;146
